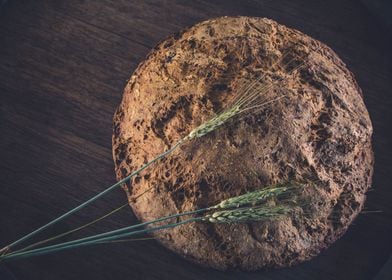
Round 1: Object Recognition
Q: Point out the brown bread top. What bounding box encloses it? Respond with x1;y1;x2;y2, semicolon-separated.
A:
112;17;373;270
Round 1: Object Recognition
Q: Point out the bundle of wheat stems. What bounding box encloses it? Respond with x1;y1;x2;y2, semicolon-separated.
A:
2;182;305;260
0;45;317;261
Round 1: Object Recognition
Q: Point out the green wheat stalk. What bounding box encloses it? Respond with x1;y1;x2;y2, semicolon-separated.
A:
1;182;303;261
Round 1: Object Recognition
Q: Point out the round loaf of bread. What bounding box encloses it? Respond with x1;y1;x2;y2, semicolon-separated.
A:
112;17;373;270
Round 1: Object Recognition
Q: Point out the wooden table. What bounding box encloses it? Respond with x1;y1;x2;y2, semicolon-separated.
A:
1;1;391;279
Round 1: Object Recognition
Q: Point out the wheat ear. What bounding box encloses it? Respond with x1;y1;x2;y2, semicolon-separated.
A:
204;205;292;223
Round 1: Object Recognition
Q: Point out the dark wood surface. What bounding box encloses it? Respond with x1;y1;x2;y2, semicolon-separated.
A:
1;1;391;279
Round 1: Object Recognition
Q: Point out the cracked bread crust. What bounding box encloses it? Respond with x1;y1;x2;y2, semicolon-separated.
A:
112;17;373;270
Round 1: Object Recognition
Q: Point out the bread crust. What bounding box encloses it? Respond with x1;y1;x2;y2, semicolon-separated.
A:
112;17;373;270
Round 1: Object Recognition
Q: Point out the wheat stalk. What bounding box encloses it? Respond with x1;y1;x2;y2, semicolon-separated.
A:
1;181;303;261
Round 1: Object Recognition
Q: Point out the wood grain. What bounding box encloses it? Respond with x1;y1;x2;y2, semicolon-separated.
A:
0;1;391;279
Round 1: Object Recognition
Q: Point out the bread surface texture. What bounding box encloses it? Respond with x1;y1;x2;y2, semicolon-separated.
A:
112;17;373;270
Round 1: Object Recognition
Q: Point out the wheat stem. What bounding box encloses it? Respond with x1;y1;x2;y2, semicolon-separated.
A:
2;217;202;261
1;139;185;251
1;182;302;261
